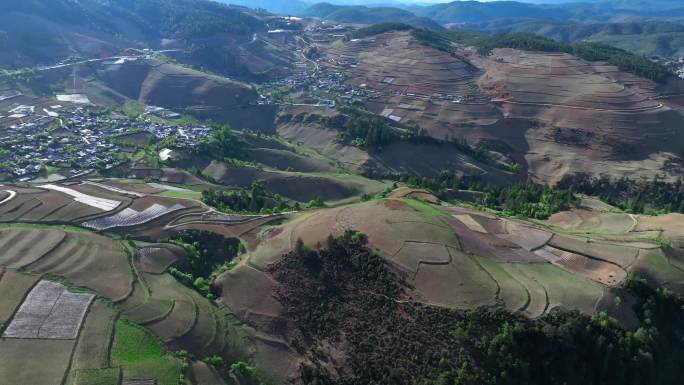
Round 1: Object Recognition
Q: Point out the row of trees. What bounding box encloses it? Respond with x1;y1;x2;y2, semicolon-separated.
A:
328;107;397;151
201;182;291;214
391;170;576;219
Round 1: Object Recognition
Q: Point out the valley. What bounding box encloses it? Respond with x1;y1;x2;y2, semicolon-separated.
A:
2;1;684;385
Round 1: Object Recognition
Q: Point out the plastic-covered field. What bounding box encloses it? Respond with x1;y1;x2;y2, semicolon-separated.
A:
83;203;186;230
2;280;93;339
40;184;121;211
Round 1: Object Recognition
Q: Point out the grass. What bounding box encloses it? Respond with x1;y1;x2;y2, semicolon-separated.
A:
472;255;529;312
401;198;450;219
515;262;604;315
111;318;180;385
155;190;203;200
70;367;121;385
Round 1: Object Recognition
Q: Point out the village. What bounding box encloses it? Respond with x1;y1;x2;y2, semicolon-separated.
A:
0;97;212;181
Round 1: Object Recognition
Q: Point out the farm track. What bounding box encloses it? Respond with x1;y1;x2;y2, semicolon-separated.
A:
0;190;16;206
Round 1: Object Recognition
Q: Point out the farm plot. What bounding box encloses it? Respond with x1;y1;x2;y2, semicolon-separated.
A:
534;245;627;286
26;231;134;301
0;228;66;268
84;180;146;197
631;249;684;294
2;280;93;339
69;301;118;371
412;248;498;308
0;269;40;326
40;184;121;211
83;203;186;230
138;244;187;274
548;234;639;268
473;256;530;313
111;318;180;385
446;215;545;262
513;263;605;315
0;338;75;385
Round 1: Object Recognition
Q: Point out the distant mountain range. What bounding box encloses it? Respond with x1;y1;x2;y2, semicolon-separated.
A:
302;3;443;29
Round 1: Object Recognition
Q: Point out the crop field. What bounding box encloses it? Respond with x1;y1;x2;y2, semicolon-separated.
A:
0;338;75;385
0;229;66;268
0;269;40;326
69;301;117;371
635;213;684;238
472;255;530;313
475;47;684;183
513;263;605;315
111;318;180;385
247;199;459;271
0;186;120;223
70;368;121;385
413;248;498;308
534;245;627;286
137;244;187;274
547;209;636;234
3;280;93;339
25;231;134;301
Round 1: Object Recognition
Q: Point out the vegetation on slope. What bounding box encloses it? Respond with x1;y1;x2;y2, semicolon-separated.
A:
270;232;684;385
436;30;673;83
569;176;684;214
346;22;414;40
201;183;292;214
169;230;241;297
468;20;684;57
398;170;576;219
112;318;180;385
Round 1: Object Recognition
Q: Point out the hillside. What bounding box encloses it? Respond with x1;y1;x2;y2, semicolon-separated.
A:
0;0;270;77
3;2;684;385
306;28;684;185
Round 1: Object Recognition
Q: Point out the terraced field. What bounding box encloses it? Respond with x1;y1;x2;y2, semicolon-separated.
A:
315;31;684;185
474;48;684;183
0;226;252;380
325;32;500;139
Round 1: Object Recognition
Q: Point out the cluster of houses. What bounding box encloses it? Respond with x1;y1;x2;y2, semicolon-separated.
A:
652;56;684;79
0;102;213;181
0;106;128;180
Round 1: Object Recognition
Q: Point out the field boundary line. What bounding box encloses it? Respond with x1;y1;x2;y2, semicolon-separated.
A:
0;270;42;336
463;250;501;306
